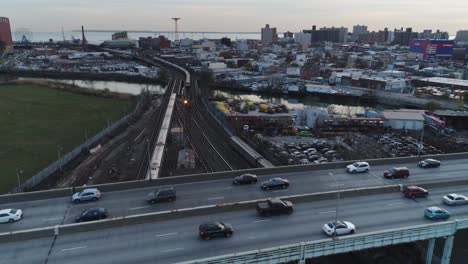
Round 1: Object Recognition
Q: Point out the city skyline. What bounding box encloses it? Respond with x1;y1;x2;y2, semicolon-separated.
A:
3;0;468;34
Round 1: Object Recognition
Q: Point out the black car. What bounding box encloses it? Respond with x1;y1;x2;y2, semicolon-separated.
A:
146;187;176;204
198;221;233;240
75;207;109;222
261;178;289;191
233;173;258;185
418;159;441;168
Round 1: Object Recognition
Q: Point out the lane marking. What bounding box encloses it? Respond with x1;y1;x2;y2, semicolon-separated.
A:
160;248;184;253
368;171;386;184
387;202;404;206
273;190;289;193
129;206;150;210
327;183;345;187
61;246;87;252
42;217;63;221
207;197;225;200
156;232;178;237
319;210;336;214
248;236;257;239
253;219;271;223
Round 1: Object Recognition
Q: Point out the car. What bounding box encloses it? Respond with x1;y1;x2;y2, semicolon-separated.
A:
322;220;356;236
198;221;233;240
308;154;321;161
442;193;468;206
383;167;410;179
403;186;429;198
424;206;450;220
75;207;108;222
418;159;441;168
299;159;310;165
0;209;23;223
72;188;101;203
256;198;294;216
346;162;370;173
146;187;176;204
233;173;258;185
260;178;289;190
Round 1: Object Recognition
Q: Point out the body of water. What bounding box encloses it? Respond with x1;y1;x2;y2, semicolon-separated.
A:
26;31;261;45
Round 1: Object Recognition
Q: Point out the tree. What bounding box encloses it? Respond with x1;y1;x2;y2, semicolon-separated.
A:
425;101;441;112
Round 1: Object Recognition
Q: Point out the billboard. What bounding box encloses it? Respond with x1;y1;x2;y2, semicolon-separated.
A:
409;39;454;59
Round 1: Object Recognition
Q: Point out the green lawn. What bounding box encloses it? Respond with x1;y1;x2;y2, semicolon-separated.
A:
0;84;134;193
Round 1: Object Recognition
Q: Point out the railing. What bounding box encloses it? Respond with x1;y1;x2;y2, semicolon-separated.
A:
176;219;466;264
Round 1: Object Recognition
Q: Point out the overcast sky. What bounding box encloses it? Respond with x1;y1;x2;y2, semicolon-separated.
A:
3;0;468;34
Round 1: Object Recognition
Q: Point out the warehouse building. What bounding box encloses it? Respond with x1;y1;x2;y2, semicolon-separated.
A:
383;109;424;131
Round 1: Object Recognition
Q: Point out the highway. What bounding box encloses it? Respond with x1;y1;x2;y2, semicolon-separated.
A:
2;184;468;264
0;158;467;233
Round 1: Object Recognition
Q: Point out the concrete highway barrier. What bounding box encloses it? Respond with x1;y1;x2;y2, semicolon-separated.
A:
1;152;468;204
0;226;56;243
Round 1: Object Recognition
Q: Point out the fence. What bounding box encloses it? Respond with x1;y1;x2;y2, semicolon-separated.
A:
15;94;148;192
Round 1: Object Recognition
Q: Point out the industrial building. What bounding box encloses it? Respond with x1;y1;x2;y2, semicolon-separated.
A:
0;17;13;53
409;39;454;60
383;110;424;131
414;77;468;90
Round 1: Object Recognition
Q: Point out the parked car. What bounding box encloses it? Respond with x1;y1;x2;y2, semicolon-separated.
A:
260;178;289;190
322;220;356;236
72;188;101;203
256;198;294;216
424;206;450;220
383;167;410;179
75;208;108;222
198;221;233;240
299;159;310;165
233;173;258;185
442;194;468;206
0;209;23;223
418;159;441;168
146;187;176;204
403;186;429;198
346;162;370;173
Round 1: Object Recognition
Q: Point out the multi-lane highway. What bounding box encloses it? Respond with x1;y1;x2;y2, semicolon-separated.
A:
2;184;468;264
0;158;467;233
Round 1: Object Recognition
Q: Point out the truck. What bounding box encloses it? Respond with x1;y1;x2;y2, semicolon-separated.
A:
256;198;294;216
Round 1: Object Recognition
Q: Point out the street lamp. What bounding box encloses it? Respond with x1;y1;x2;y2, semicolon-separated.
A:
16;168;23;193
146;139;152;179
57;144;63;171
328;172;341;238
417;124;429;157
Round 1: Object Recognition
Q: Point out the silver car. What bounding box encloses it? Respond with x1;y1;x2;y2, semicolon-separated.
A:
72;188;102;203
442;194;468;206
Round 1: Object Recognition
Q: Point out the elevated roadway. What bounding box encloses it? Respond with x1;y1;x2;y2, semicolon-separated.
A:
1;157;467;233
2;184;468;264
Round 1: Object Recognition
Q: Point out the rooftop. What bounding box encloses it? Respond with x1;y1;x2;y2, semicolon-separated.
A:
383;110;424;121
419;77;468;87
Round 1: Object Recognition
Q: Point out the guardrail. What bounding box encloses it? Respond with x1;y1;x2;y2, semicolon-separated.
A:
2;151;468;203
176;220;464;264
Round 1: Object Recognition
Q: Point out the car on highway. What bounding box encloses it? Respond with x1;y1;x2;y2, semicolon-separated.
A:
198;221;233;240
424;206;450;220
0;209;23;223
418;159;441;168
346;162;370;174
233;173;258;185
260;178;290;190
323;220;356;236
442;194;468;206
403;186;429;198
256;198;293;216
383;167;410;179
75;207;109;222
146;187;176;204
72;188;101;203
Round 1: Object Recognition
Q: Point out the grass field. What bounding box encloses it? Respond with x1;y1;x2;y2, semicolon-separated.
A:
0;84;134;193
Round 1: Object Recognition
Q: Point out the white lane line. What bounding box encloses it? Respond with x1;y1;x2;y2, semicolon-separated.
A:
207;197;225;200
248;236;257;239
327;183;345;187
368;171;386;184
156;232;178;237
319;210;336;214
253;219;271;223
387;202;404;206
160;248;184;253
42;217;63;221
129;206;150;210
273;190;289;193
61;246;87;252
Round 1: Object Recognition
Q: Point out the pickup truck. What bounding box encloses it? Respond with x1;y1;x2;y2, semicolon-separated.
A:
256;198;294;216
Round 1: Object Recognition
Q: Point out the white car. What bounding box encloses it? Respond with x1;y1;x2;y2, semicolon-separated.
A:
0;209;23;223
442;194;468;206
346;162;370;173
323;220;356;236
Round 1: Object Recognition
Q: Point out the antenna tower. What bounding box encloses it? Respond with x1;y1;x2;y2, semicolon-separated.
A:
171;18;181;41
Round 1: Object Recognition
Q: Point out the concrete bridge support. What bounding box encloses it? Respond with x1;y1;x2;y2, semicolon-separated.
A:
425;238;436;264
441;236;454;264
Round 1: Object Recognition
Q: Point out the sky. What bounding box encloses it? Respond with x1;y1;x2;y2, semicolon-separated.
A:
3;0;468;34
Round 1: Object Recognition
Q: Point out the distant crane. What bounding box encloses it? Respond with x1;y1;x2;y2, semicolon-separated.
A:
171;17;181;42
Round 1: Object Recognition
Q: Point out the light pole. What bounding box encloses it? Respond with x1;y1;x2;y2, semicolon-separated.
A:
57;144;63;171
328;172;340;238
146;139;152;179
417;124;427;157
16;168;23;193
